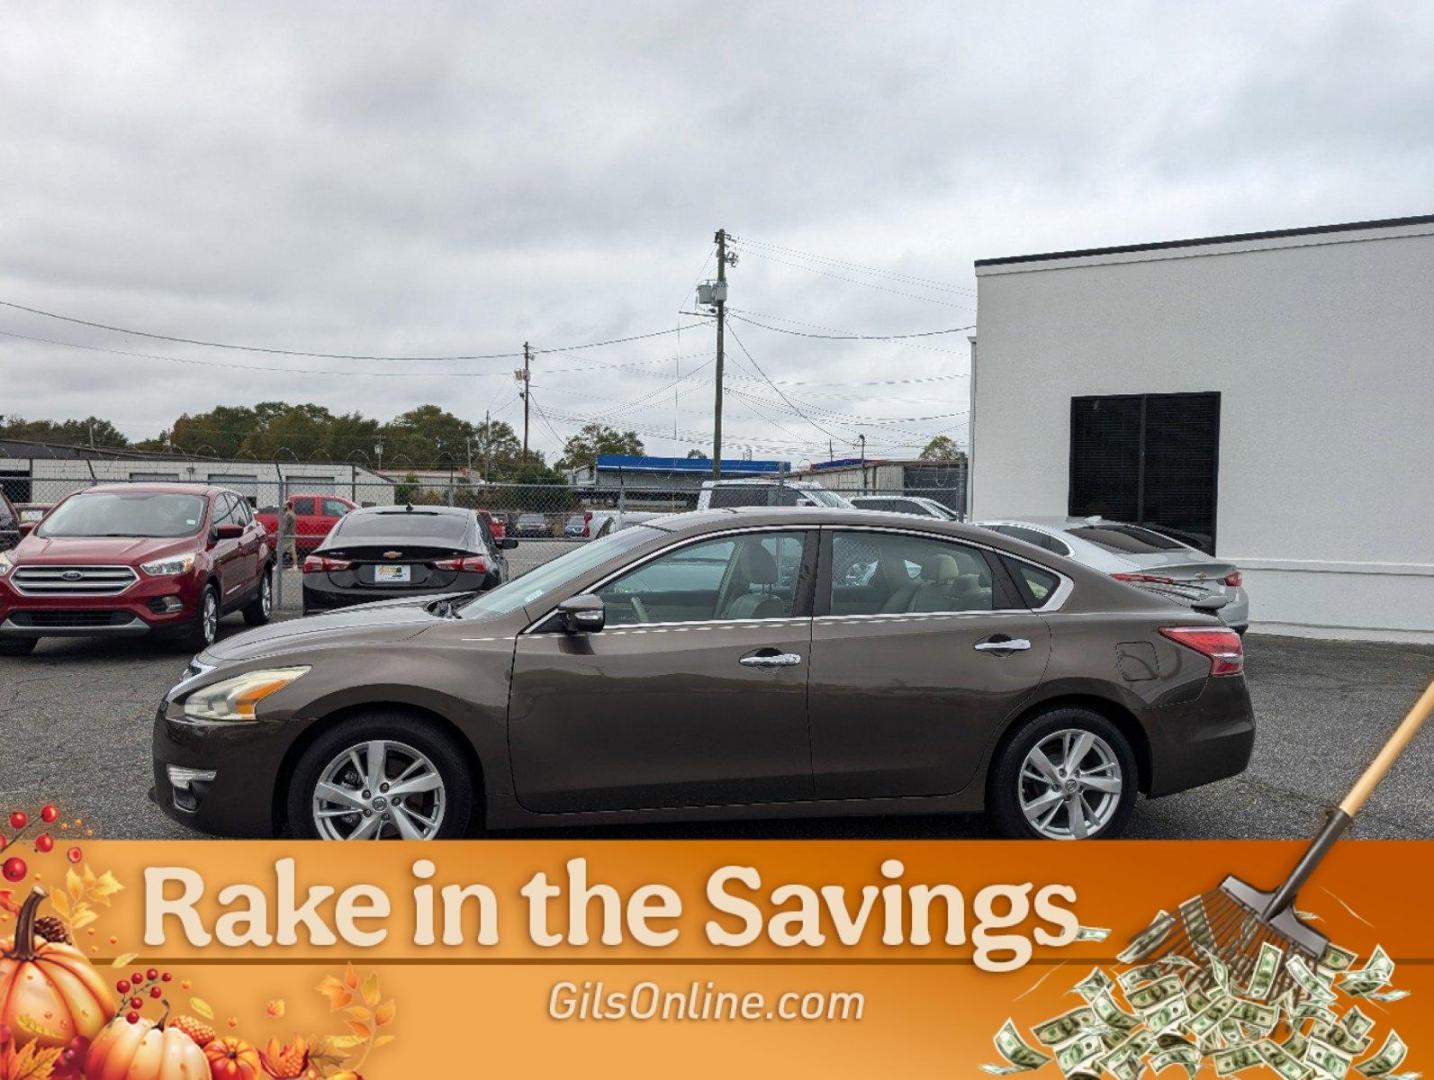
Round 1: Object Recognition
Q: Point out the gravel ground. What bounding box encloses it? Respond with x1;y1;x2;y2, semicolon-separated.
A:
0;628;1429;841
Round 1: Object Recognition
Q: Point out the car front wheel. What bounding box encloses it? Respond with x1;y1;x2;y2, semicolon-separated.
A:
287;712;476;840
181;584;220;652
988;707;1138;840
243;566;274;626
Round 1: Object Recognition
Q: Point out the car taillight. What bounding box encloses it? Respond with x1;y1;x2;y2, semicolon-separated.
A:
431;556;488;573
302;555;352;573
1159;626;1244;676
1112;572;1176;585
1223;571;1242;588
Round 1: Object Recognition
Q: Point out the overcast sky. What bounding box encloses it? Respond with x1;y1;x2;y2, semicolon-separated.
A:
2;1;1432;467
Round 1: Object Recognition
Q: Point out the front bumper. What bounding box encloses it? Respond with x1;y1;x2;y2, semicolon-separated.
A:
0;574;198;638
1143;674;1256;797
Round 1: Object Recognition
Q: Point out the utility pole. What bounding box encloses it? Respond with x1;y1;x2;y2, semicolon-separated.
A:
712;228;731;477
519;342;532;457
858;433;867;494
482;409;490;480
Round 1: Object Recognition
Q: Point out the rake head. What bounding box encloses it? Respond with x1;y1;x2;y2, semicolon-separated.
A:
1148;876;1329;1004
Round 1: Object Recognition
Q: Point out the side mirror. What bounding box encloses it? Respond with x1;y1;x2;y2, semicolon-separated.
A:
215;523;245;541
501;537;519;550
556;594;605;633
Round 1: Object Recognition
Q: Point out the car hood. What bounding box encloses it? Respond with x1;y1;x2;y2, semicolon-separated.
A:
14;534;201;564
204;595;450;663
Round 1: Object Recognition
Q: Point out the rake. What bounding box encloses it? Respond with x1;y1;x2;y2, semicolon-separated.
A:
1138;677;1434;1002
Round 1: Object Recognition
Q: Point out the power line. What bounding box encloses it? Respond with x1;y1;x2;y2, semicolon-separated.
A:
726;246;973;309
0;296;705;361
726;311;974;341
724;307;968;356
726;234;978;296
724;323;843;442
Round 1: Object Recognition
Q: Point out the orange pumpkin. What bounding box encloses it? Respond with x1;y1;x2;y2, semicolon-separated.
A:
205;1035;263;1080
0;887;115;1050
84;1014;208;1080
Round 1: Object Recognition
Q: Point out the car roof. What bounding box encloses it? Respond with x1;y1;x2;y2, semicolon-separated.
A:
346;503;472;516
645;506;986;533
80;482;226;498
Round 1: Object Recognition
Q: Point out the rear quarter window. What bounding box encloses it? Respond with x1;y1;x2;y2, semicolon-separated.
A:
1005;559;1063;607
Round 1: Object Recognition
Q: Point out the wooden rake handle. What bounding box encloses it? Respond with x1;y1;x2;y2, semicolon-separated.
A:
1339;677;1434;817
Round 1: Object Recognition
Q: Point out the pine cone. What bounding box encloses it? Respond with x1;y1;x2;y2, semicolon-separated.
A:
33;915;70;944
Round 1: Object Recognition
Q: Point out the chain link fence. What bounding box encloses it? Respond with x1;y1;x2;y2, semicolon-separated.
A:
3;466;969;614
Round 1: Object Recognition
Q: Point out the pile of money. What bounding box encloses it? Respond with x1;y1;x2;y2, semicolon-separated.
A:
983;905;1416;1080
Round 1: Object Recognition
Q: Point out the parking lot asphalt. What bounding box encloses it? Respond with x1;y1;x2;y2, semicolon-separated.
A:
1;626;1430;841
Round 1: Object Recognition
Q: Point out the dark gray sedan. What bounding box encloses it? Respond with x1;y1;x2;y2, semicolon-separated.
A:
152;507;1254;841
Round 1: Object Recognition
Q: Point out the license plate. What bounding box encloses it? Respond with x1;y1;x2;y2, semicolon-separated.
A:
374;564;411;584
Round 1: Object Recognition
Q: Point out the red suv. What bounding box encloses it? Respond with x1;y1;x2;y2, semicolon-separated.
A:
0;483;273;656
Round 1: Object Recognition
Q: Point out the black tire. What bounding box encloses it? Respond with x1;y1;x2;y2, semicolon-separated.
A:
286;711;476;840
181;583;221;653
987;707;1138;840
243;565;274;627
0;637;37;657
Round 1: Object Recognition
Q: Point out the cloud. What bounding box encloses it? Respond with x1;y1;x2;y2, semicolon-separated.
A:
0;0;1428;463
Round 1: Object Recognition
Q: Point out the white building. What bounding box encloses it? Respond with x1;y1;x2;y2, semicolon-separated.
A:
969;213;1434;642
0;440;395;509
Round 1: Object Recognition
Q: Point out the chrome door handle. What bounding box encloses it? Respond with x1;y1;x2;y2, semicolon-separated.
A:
974;638;1031;652
739;652;803;668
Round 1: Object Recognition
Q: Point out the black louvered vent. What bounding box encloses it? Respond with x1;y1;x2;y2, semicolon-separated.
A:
1068;393;1220;553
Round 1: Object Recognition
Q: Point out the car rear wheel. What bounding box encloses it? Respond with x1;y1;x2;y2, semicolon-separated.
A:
0;637;37;657
287;712;475;840
243;566;273;626
988;708;1137;840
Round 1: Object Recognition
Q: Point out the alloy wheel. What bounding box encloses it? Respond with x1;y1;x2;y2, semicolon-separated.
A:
261;573;272;616
202;590;218;645
1017;728;1123;840
311;739;447;840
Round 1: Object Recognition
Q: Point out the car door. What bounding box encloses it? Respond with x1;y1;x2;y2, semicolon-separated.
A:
209;495;247;608
507;528;818;813
808;526;1053;800
232;498;263;589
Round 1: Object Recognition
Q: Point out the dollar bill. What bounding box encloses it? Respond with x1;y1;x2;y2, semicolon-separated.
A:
1033;1006;1099;1047
1118;911;1176;965
1341;947;1394;997
1187;997;1237;1039
1120;962;1171;992
1146;996;1191;1034
1355;1032;1407;1078
1246;941;1285;1001
1074;967;1115;1002
1179;895;1217;952
1091;991;1142;1034
1128;975;1185;1014
1307;1037;1354;1080
1213;1044;1264;1075
1057;1033;1107;1075
1199;945;1232;993
1258;1038;1313;1080
1343;1007;1376;1040
1228;999;1279;1033
1076;925;1112;942
1313;1022;1373;1057
1282;1031;1309;1059
1295;1001;1339;1028
985;1019;1053;1074
1320;943;1358;973
1288;955;1339;1005
1151;1044;1200;1078
1363;989;1409;1004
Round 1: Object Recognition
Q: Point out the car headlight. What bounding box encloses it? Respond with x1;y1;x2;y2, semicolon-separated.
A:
140;552;198;576
0;551;12;577
182;667;310;722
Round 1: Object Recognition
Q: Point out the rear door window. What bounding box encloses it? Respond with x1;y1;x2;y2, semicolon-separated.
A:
828;531;995;616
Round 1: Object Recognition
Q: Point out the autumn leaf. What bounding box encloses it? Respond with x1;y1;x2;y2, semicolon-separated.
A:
190;997;215;1020
344;1020;372;1040
46;892;69;920
342;1006;371;1025
342;963;359;990
265;999;286;1019
86;869;124;905
0;890;20;917
71;908;98;931
316;975;353;1011
373;1000;395;1027
111;952;138;968
360;972;381;1008
373;1034;396;1049
321;1035;366;1052
3;1041;65;1080
65;869;84;904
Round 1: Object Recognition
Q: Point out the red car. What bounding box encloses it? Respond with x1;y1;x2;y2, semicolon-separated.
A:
476;508;506;541
255;494;358;560
0;483;273;656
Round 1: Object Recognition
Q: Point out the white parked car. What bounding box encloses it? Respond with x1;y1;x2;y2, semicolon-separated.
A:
696;478;853;510
849;494;962;520
976;516;1250;633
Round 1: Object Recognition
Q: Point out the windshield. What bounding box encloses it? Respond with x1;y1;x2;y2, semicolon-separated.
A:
38;492;208;539
805;488;853;507
459;524;659;618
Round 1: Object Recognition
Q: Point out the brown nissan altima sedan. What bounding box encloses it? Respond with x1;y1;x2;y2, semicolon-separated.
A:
151;507;1254;841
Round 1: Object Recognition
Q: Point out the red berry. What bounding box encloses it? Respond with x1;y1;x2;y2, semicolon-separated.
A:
1;856;26;882
129;997;143;1010
131;972;143;986
161;972;172;982
116;980;130;994
35;834;54;853
40;805;58;824
146;967;159;981
66;846;82;864
8;811;26;830
125;1012;139;1024
150;986;162;999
